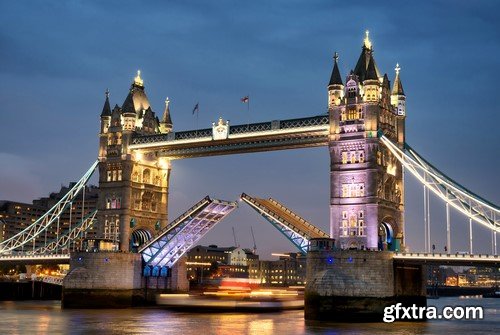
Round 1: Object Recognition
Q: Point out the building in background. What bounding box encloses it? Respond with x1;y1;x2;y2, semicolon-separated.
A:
186;244;258;282
248;253;306;286
0;184;98;250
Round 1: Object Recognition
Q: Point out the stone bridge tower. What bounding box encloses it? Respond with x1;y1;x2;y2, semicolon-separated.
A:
97;72;172;251
328;32;406;251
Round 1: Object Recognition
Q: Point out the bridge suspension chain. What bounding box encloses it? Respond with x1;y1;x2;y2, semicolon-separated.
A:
28;210;97;255
380;135;500;234
0;160;99;254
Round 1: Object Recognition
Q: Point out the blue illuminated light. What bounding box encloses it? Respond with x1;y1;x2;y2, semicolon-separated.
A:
347;257;353;263
327;257;334;264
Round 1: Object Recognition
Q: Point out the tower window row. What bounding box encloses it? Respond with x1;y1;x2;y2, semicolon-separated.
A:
107;169;122;182
340;109;363;121
340;210;365;236
106;196;122;209
341;183;365;198
341;150;365;164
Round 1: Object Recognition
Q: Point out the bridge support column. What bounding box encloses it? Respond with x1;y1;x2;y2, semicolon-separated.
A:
62;251;144;308
305;243;426;322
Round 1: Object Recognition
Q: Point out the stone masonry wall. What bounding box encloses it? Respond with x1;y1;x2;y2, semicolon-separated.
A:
307;250;394;297
64;251;142;290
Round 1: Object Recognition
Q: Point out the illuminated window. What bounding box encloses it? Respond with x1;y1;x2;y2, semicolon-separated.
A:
107;171;112;182
350;152;356;164
143;169;151;184
341;183;365;198
341;152;348;164
342;184;349;197
359;151;365;163
358;220;365;236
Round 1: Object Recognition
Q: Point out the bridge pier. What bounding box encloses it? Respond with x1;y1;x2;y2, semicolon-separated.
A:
62;251;144;308
305;240;426;322
62;251;189;308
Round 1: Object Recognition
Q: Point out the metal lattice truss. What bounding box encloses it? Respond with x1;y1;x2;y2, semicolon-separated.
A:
380;135;500;233
140;196;238;268
128;115;329;159
0;160;99;254
241;193;329;254
29;210;97;255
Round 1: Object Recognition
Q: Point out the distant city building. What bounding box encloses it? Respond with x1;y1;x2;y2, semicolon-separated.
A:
0;184;98;250
437;266;499;287
0;201;46;245
186;245;258;282
248;253;306;286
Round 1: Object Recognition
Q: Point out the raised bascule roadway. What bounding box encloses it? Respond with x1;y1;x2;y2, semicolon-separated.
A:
0;33;498;308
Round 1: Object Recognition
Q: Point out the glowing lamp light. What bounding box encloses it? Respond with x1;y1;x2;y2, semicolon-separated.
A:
159;158;170;169
327;257;334;264
135;151;143;162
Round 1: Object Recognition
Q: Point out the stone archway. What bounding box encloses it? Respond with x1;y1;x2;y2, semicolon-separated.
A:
378;218;394;251
130;228;152;252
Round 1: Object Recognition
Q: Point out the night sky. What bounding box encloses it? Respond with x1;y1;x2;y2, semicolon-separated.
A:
1;1;499;259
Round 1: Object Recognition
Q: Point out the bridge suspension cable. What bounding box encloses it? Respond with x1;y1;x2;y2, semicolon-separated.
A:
0;160;99;254
380;135;500;237
28;210;97;255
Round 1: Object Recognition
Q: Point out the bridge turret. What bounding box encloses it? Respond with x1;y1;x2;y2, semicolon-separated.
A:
362;55;380;103
391;63;406;116
328;52;344;108
100;89;112;133
328;31;406;252
97;71;170;252
159;97;173;133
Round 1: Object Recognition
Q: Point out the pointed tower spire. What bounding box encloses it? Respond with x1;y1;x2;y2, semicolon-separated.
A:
363;30;372;50
364;55;378;81
354;30;380;82
391;63;405;95
328;52;345;108
329;52;343;86
391;63;406;116
134;70;144;87
100;89;112;117
160;97;173;133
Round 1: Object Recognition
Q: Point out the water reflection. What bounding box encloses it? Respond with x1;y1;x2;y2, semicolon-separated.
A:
0;298;497;335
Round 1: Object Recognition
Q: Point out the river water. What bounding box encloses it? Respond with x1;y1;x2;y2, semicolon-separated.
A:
0;297;498;334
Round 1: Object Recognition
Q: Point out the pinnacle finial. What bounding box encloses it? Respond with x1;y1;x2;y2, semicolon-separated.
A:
334;52;339;62
134;70;144;86
105;88;110;98
395;63;401;75
165;97;170;107
364;30;372;49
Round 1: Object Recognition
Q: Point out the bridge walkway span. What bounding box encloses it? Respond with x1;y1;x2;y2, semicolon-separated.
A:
139;196;238;269
241;193;329;254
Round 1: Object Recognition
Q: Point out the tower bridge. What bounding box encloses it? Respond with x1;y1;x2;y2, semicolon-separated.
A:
0;32;498;314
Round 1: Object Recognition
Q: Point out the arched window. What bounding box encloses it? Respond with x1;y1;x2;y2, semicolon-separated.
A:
142;169;151;184
142;191;152;211
151;194;157;212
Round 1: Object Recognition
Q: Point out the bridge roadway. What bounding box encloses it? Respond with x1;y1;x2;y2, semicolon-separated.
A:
393;252;499;267
0;254;70;265
0;251;498;267
129;115;330;159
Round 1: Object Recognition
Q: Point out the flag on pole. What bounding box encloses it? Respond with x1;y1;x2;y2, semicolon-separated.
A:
192;102;199;115
241;96;249;103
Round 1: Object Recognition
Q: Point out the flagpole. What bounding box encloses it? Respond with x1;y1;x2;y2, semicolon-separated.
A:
247;94;250;130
